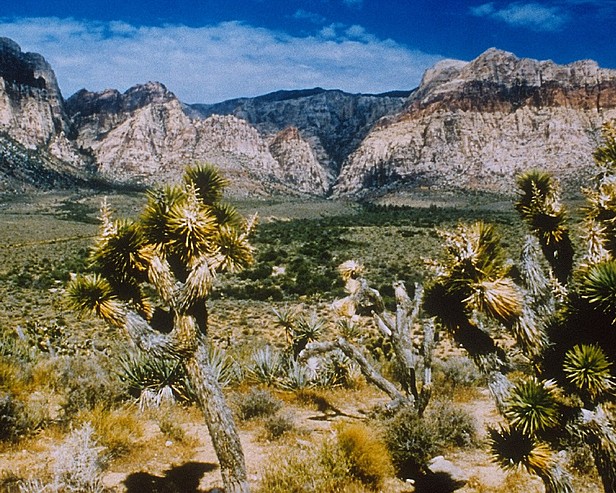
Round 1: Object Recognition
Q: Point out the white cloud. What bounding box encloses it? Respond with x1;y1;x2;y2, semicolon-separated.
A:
0;17;442;103
471;2;569;31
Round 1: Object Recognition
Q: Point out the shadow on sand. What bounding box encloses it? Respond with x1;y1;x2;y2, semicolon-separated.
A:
124;461;219;493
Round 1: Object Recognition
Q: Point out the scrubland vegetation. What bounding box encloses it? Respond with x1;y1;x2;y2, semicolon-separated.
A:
1;124;616;492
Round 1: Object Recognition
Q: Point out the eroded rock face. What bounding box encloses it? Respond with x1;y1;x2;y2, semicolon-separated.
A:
334;49;616;197
0;38;89;190
3;37;616;198
67;83;288;195
269;127;330;196
189;88;411;179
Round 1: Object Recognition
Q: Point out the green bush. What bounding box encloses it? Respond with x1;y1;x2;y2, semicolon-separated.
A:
383;402;477;479
234;388;282;421
263;411;295;440
58;355;128;416
384;406;440;478
0;392;29;441
430;401;476;448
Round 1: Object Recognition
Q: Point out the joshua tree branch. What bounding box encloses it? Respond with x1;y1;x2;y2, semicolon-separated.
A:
300;338;409;407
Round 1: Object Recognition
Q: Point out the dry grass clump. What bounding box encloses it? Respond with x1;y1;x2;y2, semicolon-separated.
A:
259;421;392;492
75;404;143;459
335;422;393;489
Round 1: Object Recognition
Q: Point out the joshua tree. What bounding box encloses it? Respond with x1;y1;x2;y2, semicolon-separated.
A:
488;122;616;493
515;169;574;284
422;221;550;407
298;260;434;414
67;164;254;493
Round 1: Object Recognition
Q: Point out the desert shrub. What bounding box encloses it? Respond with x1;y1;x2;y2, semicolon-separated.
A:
0;392;29;441
51;422;106;492
57;355;128;417
430;401;477;448
234;388;282;421
152;405;191;444
259;430;391;493
336;422;393;489
384;401;477;479
434;355;483;396
0;356;27;392
76;404;143;459
263;411;295;440
384;406;440;478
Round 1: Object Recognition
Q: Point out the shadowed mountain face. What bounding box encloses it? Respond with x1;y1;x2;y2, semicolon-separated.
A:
2;37;616;197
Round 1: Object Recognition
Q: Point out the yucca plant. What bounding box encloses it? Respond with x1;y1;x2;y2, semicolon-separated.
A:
515;170;574;284
117;351;196;405
579;260;616;323
488;425;573;493
66;164;253;493
248;345;283;386
504;378;560;436
423;222;529;408
563;344;613;405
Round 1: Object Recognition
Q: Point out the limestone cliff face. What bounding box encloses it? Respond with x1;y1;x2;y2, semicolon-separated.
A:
269;127;330;196
189;88;410;186
67;82;287;196
0;38;89;190
334;49;616;196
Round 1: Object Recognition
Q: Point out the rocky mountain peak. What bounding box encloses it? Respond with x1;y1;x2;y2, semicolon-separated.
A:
66;81;176;119
335;50;616;198
0;37;62;99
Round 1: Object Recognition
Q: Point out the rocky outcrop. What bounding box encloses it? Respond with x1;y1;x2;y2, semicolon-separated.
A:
334;49;616;196
67;83;289;196
189;88;411;181
269;127;330;195
0;38;90;190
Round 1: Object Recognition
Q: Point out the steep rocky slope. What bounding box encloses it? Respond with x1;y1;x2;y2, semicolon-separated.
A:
3;36;616;198
334;49;616;196
0;37;90;190
189;88;411;181
66;83;291;196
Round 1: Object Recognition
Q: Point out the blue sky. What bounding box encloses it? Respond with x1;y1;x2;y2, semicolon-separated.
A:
1;1;614;103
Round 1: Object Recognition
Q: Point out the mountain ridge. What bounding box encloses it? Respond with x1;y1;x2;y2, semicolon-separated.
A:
1;38;616;198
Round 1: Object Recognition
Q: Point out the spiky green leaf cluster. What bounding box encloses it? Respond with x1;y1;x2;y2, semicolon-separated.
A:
184;163;229;205
563;344;613;402
66;274;124;326
579;260;616;322
489;426;553;476
515;170;569;246
515;170;573;283
505;378;560;435
424;222;522;329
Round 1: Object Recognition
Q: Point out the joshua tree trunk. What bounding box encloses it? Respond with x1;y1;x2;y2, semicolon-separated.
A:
580;408;616;493
125;311;250;493
185;338;249;493
538;463;574;493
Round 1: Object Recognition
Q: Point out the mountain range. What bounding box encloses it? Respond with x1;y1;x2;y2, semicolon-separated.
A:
1;36;616;197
